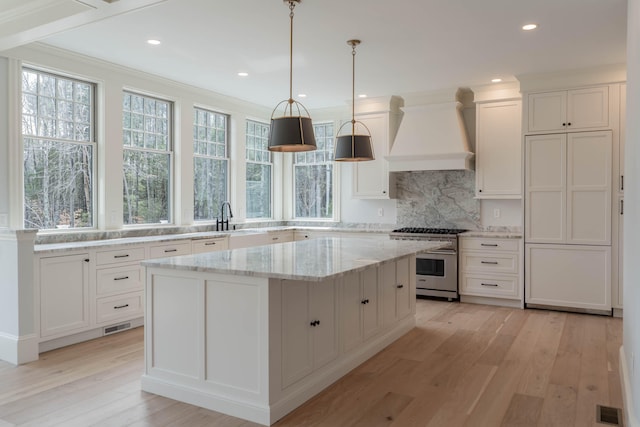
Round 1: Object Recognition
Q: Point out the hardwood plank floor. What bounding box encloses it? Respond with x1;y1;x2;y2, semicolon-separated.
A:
0;299;623;427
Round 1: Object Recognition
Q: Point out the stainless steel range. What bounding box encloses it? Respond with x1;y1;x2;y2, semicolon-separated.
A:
390;227;467;301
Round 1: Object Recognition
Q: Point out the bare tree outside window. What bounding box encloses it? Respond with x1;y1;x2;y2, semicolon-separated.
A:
294;122;334;219
246;120;272;219
193;108;228;221
122;92;172;225
22;68;95;230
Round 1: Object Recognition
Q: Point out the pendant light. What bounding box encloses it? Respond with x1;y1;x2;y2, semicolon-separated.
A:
268;0;317;152
334;39;374;161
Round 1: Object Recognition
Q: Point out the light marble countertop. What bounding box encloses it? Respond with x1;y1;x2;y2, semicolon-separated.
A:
33;226;393;254
142;237;446;282
460;231;523;239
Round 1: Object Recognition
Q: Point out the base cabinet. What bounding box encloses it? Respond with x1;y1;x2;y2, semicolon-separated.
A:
281;279;338;388
525;244;611;312
340;268;381;353
459;237;523;303
381;257;414;327
39;253;90;338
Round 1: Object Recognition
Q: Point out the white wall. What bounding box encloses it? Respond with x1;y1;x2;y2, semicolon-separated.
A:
480;199;522;229
624;0;640;423
0;58;9;227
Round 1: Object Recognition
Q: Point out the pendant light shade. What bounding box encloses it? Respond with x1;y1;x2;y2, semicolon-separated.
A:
268;0;317;152
334;39;374;162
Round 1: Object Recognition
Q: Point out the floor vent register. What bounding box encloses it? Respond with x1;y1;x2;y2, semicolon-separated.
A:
596;404;623;426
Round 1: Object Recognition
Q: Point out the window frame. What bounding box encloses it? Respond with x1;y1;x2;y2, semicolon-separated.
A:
21;66;98;231
122;90;174;226
245;119;273;221
192;106;230;223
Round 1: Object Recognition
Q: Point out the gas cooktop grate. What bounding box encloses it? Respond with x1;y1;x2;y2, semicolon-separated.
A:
391;227;468;235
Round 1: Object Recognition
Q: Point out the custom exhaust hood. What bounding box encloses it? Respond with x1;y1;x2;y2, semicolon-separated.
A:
386;90;474;171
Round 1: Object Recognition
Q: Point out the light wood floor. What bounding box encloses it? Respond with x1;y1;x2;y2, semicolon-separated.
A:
0;299;623;427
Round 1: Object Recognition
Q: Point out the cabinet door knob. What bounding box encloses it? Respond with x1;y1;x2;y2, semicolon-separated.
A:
567;122;571;126
84;258;90;262
562;123;566;126
396;284;404;289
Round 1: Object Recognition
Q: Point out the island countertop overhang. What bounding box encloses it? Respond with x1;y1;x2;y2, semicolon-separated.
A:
141;237;447;282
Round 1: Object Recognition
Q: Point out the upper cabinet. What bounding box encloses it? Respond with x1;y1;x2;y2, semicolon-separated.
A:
351;96;402;199
527;86;609;133
475;100;522;198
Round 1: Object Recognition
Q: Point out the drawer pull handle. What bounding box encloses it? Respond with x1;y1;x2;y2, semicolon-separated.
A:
310;320;320;327
361;299;370;305
480;243;498;247
114;254;129;259
272;237;279;240
164;249;178;253
114;276;129;281
481;283;499;287
114;304;129;309
204;242;217;246
481;261;499;265
396;284;404;289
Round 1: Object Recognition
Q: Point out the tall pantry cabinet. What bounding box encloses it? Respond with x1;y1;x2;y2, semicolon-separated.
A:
523;84;624;313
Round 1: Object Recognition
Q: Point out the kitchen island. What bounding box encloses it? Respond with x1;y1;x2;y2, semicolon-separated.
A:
141;237;446;425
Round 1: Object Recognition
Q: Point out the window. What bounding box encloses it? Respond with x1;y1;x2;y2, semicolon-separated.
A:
122;92;172;225
22;68;95;230
294;122;334;219
193;107;229;221
246;120;272;219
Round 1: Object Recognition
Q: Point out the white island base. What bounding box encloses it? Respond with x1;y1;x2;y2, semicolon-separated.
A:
141;241;422;426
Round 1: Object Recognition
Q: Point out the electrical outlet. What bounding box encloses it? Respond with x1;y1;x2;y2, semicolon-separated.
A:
493;208;501;219
377;208;384;217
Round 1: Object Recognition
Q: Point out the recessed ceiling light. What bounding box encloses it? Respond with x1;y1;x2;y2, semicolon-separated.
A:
358;94;367;98
522;24;538;31
237;72;248;77
298;94;307;98
491;78;502;83
147;39;161;45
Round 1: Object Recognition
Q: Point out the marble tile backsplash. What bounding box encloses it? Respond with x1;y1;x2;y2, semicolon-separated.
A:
396;170;481;230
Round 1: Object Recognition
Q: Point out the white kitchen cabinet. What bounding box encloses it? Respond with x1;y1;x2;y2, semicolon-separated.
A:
525;244;611;312
281;279;338;388
148;241;191;259
191;236;228;254
459;237;523;302
525;131;612;245
267;230;294;244
352;104;400;199
229;232;269;249
527;86;609;133
381;256;414;328
95;245;145;326
39;253;91;338
341;267;381;353
475;100;522;198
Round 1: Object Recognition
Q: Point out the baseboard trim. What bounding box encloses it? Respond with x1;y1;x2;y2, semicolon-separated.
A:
0;332;38;365
620;345;640;427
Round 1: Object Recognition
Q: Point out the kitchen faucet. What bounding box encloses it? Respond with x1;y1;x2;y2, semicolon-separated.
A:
216;201;234;231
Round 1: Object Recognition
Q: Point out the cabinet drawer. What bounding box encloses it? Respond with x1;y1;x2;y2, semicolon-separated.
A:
192;237;228;254
268;231;294;244
148;242;191;259
461;253;518;274
96;292;143;324
96;246;145;266
460;274;519;299
460;238;519;252
96;264;144;296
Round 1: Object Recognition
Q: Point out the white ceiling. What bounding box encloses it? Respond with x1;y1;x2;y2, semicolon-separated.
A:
2;0;628;109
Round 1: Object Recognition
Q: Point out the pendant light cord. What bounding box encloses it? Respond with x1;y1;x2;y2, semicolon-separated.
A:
288;1;295;115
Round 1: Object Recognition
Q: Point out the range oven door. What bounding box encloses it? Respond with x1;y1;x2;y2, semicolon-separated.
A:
416;251;458;299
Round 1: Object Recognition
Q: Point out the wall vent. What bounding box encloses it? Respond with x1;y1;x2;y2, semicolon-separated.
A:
103;322;131;336
596;404;623;426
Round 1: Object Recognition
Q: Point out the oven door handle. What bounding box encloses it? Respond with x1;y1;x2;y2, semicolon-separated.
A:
424;249;457;255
